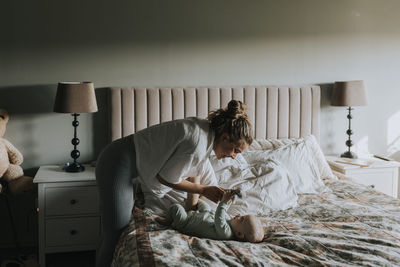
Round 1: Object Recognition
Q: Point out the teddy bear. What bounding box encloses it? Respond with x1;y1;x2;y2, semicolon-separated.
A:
0;109;33;195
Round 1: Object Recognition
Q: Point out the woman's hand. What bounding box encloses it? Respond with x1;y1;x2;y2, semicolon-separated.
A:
157;174;224;203
201;186;224;203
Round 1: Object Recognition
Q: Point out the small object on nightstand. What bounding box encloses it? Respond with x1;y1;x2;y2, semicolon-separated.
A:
373;154;394;161
334;157;373;168
326;156;373;170
335;160;369;167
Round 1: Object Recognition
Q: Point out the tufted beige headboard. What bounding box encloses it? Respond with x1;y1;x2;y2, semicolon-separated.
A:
108;86;320;142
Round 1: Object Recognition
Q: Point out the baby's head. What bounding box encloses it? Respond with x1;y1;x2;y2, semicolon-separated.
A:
229;214;264;243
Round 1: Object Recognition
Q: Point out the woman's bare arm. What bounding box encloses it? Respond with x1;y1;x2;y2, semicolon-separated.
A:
156;174;224;203
157;174;203;193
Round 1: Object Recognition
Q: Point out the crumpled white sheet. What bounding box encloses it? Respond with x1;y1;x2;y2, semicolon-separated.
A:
217;159;299;216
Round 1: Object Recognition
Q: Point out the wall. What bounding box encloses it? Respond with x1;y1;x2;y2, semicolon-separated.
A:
2;0;400;171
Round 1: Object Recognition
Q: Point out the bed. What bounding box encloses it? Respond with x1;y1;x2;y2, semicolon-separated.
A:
101;86;400;266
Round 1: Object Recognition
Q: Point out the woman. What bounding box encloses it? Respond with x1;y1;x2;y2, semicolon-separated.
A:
95;100;253;267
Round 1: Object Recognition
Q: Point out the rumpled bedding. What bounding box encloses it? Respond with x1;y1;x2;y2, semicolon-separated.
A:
112;178;400;266
145;149;309;216
144;136;334;216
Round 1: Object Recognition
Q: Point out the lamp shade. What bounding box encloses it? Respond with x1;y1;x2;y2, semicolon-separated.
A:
331;80;367;107
54;82;98;113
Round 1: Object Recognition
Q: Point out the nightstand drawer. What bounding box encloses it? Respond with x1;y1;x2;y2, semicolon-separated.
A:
45;186;99;216
45;217;100;247
348;171;395;196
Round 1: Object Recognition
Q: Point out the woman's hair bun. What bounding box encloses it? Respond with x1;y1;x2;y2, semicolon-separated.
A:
207;99;253;145
227;100;246;117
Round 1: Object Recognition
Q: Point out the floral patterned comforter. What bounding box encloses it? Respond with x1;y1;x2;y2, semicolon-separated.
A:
112;179;400;267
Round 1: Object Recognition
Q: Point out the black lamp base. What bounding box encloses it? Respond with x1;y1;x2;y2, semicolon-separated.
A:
341;151;358;159
64;162;85;173
63;113;85;173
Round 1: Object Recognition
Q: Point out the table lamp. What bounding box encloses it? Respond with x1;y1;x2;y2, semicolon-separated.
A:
331;80;367;159
53;82;98;172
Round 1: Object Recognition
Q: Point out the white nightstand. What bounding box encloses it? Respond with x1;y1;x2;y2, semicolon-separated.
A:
33;165;100;267
326;156;400;198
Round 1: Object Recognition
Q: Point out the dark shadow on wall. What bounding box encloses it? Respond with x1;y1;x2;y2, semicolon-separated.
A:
3;0;399;46
318;82;335;153
319;83;333;108
0;85;111;168
0;85;57;115
93;87;111;160
18;114;40;170
0;85;57;174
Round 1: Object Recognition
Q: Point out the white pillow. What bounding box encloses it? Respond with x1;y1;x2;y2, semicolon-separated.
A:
304;136;336;180
248;135;335;180
215;159;298;216
248;138;294;150
243;138;329;194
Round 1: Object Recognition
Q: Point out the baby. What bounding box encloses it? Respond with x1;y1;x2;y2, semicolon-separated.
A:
156;190;264;243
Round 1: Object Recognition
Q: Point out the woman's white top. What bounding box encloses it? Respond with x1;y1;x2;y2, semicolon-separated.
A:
134;117;216;198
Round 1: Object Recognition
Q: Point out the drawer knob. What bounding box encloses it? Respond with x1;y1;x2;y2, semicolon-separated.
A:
70;199;78;205
70;230;78;235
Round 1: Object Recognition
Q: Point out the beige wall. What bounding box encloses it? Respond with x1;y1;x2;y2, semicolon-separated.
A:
1;0;400;170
